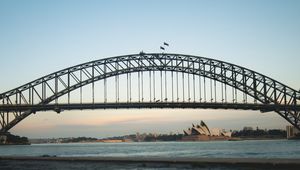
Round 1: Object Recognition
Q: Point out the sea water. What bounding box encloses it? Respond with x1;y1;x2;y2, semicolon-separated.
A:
0;140;299;159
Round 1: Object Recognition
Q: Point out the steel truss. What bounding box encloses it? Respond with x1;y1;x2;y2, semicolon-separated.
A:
0;53;299;132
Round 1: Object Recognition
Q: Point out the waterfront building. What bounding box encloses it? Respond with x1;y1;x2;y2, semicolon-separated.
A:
182;121;231;141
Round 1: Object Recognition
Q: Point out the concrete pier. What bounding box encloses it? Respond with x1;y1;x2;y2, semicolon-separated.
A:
0;156;299;169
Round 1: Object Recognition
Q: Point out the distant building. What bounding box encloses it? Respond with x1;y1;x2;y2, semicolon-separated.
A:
243;126;253;131
286;126;300;139
182;121;231;141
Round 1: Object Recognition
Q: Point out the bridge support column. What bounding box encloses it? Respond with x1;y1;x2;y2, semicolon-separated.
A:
286;125;300;139
0;132;9;144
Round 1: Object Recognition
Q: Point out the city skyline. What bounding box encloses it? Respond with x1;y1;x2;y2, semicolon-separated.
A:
1;0;300;138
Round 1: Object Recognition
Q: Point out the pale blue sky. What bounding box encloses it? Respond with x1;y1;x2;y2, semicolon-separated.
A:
0;0;300;138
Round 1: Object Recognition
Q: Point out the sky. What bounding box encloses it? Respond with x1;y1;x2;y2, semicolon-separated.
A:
0;0;300;138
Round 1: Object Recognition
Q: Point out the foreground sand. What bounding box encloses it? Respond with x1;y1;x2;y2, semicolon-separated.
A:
0;156;300;169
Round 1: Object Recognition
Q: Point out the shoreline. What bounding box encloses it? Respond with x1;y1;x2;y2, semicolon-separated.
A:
28;137;288;144
1;156;300;169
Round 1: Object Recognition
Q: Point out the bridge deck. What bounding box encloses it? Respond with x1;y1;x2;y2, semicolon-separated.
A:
1;102;299;112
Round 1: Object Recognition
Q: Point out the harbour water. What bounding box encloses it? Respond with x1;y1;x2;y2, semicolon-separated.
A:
0;139;299;159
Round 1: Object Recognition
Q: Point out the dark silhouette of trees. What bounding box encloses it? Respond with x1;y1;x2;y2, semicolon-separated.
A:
3;133;29;145
232;127;286;138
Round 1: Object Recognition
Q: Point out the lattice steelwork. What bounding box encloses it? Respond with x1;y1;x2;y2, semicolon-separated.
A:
0;53;299;133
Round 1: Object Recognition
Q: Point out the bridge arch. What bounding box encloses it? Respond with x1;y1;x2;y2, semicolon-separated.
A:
1;53;299;132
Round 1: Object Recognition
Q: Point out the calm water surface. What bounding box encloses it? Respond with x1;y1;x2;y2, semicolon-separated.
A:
0;140;299;158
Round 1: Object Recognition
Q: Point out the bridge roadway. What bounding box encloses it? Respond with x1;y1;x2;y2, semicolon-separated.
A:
1;102;299;113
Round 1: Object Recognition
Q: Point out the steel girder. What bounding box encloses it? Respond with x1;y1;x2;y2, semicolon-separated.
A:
1;102;300;112
0;53;299;132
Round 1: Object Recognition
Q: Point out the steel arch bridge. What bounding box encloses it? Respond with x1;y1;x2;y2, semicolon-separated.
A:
1;53;300;133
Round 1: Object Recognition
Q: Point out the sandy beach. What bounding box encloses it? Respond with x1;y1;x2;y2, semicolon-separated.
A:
0;156;299;170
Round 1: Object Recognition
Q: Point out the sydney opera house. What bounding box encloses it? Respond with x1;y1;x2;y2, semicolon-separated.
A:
182;121;232;141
